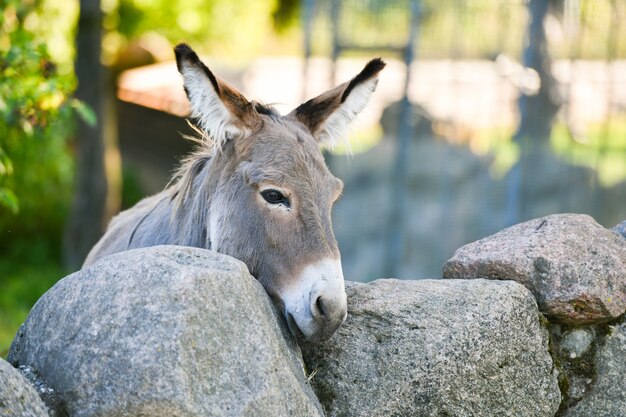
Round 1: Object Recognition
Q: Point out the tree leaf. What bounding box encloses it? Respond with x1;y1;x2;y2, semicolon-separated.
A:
0;149;13;176
0;188;19;214
71;99;97;127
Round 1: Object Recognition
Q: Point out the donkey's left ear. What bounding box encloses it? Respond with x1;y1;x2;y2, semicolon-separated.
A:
175;43;257;148
290;58;385;143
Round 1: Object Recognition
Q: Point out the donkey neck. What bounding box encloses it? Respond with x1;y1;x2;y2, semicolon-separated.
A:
169;152;226;248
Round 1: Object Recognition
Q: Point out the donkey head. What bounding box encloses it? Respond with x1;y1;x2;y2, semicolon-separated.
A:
175;44;384;342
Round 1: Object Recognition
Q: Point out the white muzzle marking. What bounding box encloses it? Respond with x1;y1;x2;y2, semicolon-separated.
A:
282;258;347;341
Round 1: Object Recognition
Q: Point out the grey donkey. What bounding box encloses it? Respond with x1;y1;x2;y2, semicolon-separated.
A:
84;43;385;342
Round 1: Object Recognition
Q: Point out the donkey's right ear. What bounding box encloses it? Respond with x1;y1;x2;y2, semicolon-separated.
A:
174;43;257;148
290;58;385;144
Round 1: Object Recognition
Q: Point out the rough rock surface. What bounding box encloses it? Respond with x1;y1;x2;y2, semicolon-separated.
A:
8;246;323;417
0;357;50;417
564;319;626;416
613;220;626;239
17;365;61;417
301;279;561;417
443;213;626;324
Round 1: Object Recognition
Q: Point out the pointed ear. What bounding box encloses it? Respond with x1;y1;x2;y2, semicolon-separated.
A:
291;58;385;143
174;43;258;148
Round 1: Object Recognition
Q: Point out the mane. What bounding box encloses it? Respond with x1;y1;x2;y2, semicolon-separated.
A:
166;120;215;244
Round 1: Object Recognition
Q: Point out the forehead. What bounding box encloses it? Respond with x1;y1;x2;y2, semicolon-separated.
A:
241;115;342;191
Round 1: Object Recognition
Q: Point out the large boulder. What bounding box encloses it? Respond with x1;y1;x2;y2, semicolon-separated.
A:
443;214;626;324
0;357;50;417
8;246;324;417
301;279;561;417
564;319;626;416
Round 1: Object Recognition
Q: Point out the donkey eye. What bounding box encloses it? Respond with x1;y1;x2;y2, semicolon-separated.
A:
261;189;290;207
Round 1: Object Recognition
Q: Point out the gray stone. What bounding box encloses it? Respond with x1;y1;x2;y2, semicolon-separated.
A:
8;246;323;417
0;357;50;417
565;319;626;416
565;374;593;406
549;324;597;407
613;220;626;239
301;279;561;417
560;328;595;359
443;213;626;324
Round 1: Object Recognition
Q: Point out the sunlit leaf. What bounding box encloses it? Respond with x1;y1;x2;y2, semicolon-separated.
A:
71;98;97;127
22;120;34;136
39;91;65;110
0;152;13;176
0;188;19;214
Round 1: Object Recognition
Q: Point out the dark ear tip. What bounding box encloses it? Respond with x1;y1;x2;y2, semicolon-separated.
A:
174;43;200;70
174;43;220;93
365;57;386;74
174;43;193;58
339;57;385;103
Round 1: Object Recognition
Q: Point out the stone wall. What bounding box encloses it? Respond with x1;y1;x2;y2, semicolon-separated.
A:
443;213;626;416
2;214;624;416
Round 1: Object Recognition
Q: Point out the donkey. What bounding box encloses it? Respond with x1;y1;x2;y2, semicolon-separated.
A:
84;43;385;342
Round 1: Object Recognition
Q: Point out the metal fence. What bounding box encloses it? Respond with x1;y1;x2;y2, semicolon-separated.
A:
302;0;626;280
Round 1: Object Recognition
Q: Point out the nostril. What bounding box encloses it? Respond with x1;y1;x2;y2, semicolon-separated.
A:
315;296;327;318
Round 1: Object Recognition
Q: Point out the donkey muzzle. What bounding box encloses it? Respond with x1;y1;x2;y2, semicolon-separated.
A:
282;258;347;342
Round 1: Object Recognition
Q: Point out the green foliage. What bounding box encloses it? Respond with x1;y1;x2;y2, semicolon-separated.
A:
121;166;145;209
0;3;77;355
551;118;626;187
71;98;97;127
272;0;300;33
111;0;278;60
471;118;626;186
0;188;18;214
0;0;100;252
0;239;66;357
0;0;78;221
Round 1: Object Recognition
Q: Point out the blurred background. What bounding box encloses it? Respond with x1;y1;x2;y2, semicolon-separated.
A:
1;0;625;354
